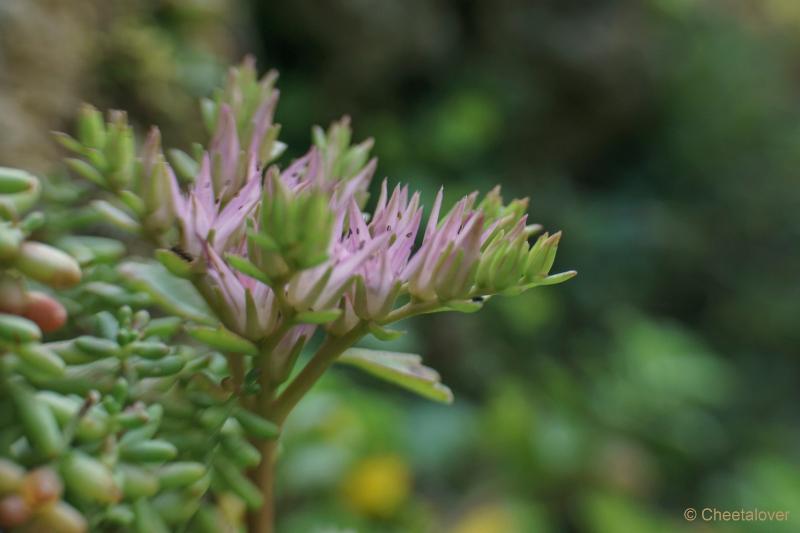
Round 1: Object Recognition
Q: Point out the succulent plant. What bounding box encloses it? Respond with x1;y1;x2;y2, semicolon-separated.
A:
0;57;574;532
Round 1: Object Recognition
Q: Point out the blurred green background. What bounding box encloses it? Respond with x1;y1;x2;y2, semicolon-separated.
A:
2;0;800;531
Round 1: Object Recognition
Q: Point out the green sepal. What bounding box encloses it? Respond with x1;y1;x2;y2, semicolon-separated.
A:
167;149;198;182
536;270;577;286
225;253;271;285
508;270;577;295
244;289;262;341
367;322;405;340
246;228;279;252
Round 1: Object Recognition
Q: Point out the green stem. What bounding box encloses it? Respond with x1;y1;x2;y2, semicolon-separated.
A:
246;324;367;531
269;323;367;425
379;299;443;325
247;438;277;533
247;377;277;533
228;353;245;393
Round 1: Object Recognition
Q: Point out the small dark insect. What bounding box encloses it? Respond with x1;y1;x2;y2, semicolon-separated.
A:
471;296;485;303
170;245;194;262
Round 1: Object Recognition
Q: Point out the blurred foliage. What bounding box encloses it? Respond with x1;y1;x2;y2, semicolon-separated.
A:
3;0;800;531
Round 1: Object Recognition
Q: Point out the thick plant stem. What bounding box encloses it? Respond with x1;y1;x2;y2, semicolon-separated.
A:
247;371;278;533
247;439;277;533
246;324;366;532
270;324;367;425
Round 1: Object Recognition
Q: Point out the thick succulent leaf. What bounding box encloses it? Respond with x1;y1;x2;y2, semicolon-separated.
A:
186;324;258;356
118;261;217;324
91;200;141;232
57;235;125;265
337;347;453;404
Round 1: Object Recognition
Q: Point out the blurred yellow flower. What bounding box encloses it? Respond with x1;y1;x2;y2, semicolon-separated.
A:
450;503;517;533
341;454;411;518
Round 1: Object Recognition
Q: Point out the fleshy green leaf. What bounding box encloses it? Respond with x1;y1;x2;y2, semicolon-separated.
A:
91;200;141;233
118;261;216;324
246;229;279;252
57;235;125;265
66;158;106;188
338;348;453;404
186;324;258;356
